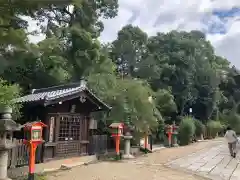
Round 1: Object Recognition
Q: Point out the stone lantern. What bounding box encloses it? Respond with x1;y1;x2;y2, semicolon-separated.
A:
0;106;21;180
122;125;134;159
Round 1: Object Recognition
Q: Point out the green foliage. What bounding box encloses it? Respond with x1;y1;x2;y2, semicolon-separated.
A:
114;153;122;161
0;79;21;120
155;89;177;116
17;174;46;180
225;113;240;134
194;120;205;137
88;73;161;132
1;0;240;141
111;24;148;76
155;120;165;143
178;116;196;145
206;120;223;138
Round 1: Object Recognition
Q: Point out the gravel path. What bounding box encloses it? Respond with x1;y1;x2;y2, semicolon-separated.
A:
47;139;223;180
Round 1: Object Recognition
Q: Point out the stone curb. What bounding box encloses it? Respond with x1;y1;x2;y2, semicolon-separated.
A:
42;158;98;174
152;146;166;152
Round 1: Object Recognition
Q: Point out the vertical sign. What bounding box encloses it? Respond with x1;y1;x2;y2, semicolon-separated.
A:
49;117;55;142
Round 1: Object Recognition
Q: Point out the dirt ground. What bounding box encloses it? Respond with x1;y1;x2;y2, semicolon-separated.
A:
47;138;223;180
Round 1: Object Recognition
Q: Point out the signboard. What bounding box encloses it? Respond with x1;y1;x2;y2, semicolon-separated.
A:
49;117;55;142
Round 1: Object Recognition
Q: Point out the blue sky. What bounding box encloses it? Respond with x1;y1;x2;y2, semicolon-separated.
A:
206;7;240;34
28;1;240;68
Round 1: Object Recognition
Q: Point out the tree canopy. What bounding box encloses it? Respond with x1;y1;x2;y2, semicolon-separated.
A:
1;0;239;133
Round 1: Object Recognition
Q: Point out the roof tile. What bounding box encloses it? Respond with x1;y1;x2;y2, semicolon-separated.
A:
13;81;111;110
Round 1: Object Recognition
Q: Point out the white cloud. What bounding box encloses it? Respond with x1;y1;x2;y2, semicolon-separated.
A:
100;6;132;42
208;18;240;66
100;0;240;68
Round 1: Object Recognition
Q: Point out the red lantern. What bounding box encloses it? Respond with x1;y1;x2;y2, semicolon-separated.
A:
166;125;173;147
109;123;124;137
109;123;124;156
23;121;47;180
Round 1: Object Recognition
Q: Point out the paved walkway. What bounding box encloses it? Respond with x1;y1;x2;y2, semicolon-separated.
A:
47;139;223;180
166;140;240;180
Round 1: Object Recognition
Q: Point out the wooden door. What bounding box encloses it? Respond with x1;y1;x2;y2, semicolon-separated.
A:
55;114;89;157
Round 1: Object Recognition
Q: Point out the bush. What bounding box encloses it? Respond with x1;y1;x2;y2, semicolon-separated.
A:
194;120;205;137
178;116;196;145
206;120;222;138
226;113;240;134
17;174;46;180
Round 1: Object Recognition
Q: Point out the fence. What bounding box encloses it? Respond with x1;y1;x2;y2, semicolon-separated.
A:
88;135;108;155
8;136;108;168
8;139;43;168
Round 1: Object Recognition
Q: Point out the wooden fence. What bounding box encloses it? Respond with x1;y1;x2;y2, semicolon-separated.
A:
88;135;108;155
8;139;43;168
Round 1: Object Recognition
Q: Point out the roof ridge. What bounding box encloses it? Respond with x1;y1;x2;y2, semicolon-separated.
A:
45;86;84;100
32;80;86;94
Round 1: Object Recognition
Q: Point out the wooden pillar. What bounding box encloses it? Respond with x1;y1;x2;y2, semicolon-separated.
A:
53;115;60;158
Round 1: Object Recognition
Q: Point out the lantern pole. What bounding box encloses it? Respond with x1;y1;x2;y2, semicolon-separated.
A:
28;143;38;180
167;125;173;147
109;123;123;160
144;132;148;150
115;135;120;156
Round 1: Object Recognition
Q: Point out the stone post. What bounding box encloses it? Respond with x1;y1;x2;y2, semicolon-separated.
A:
0;106;21;180
122;132;134;159
0;151;9;180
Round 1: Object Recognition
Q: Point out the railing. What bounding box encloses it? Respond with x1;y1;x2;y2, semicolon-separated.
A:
8;139;43;168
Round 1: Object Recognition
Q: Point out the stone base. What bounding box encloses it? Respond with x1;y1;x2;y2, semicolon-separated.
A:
173;143;179;147
122;154;135;159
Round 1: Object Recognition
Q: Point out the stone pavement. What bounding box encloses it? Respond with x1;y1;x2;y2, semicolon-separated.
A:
47;139;223;180
166;140;240;180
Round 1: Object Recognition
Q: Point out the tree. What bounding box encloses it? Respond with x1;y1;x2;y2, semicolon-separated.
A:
1;0;119;88
0;79;21;120
87;56;161;132
145;31;198;115
111;25;148;77
1;0;240;137
32;0;118;80
155;89;177;121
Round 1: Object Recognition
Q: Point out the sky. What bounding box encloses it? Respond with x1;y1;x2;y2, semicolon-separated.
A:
28;0;240;68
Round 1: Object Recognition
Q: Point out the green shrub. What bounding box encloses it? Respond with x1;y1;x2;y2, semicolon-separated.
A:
226;113;240;134
206;120;222;138
16;174;46;180
194;120;204;137
178;116;195;145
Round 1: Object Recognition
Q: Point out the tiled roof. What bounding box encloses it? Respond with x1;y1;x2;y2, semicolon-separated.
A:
13;80;111;110
15;86;84;103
